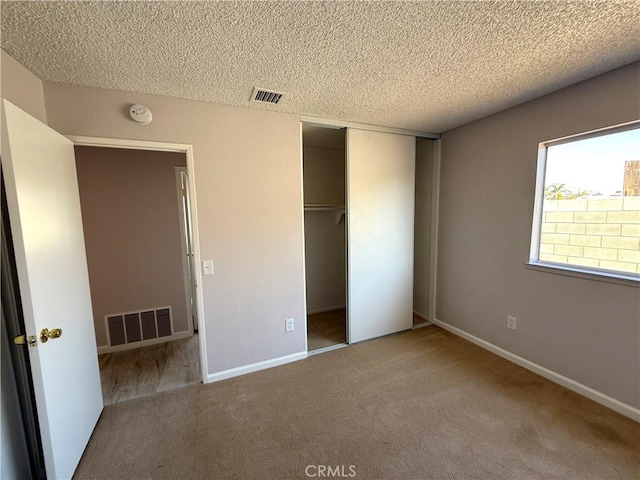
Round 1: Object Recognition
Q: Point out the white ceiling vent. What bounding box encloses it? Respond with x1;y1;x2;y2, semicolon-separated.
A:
251;87;284;105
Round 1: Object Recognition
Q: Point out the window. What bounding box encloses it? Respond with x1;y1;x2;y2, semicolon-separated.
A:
530;121;640;282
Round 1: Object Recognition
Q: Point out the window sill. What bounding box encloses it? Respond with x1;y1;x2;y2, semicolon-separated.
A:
525;261;640;288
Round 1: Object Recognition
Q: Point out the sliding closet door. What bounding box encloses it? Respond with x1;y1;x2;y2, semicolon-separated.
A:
347;129;415;343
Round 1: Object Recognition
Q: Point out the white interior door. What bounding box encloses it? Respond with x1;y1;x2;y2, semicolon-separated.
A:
1;100;103;479
347;128;416;343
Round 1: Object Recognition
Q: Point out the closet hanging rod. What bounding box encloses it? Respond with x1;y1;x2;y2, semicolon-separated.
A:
303;204;346;223
303;203;345;211
304;203;344;210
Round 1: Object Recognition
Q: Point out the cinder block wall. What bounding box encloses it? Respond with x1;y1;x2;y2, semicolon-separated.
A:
540;197;640;273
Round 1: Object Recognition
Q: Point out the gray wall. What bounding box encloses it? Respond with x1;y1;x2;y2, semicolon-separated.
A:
413;139;434;317
74;146;189;346
303;145;346;313
0;49;46;480
437;62;640;408
43;82;307;375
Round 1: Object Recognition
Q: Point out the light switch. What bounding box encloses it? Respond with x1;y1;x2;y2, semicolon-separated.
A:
202;260;214;275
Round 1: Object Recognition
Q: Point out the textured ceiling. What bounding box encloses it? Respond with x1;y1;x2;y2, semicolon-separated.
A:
2;1;639;133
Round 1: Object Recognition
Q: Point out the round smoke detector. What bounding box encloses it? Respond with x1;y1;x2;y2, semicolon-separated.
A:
129;104;153;125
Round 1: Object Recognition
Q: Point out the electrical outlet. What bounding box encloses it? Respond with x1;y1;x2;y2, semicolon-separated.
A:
285;318;294;332
507;315;517;331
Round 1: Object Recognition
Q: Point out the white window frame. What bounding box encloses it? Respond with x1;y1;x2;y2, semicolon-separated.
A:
528;120;640;286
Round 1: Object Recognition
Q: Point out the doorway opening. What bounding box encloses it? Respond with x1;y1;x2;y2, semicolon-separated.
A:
73;145;201;405
302;125;348;353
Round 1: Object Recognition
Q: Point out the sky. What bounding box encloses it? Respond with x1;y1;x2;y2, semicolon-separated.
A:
545;127;640;196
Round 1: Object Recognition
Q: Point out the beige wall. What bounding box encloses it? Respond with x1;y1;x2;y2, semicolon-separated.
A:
438;62;640;408
43;83;306;375
75;146;189;346
303;146;346;312
1;50;47;124
414;139;434;317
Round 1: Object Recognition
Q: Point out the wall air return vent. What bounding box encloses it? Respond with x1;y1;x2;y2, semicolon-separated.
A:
251;87;284;105
105;306;173;347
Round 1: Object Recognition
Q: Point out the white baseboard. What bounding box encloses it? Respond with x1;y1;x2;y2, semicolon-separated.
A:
412;310;432;329
97;330;193;355
430;318;640;422
307;305;346;315
206;351;308;383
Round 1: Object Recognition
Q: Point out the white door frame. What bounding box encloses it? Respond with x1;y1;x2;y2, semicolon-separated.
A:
67;135;207;383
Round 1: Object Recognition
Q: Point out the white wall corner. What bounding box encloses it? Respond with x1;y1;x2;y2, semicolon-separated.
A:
430;318;640;422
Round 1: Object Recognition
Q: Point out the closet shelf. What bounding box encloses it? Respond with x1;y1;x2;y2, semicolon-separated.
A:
304;204;346;224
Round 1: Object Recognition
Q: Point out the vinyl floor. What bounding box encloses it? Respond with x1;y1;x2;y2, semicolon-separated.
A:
98;334;200;405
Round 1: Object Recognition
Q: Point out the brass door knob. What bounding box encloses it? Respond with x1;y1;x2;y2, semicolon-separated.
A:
49;328;63;339
40;328;63;343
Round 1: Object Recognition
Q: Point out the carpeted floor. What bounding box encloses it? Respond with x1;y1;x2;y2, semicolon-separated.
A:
307;308;347;350
74;326;640;480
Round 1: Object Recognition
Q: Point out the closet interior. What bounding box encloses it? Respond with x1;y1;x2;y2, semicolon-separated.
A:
302;125;347;352
413;138;435;327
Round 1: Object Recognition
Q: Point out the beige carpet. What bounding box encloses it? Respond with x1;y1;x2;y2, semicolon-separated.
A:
74;326;640;480
307;308;346;351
